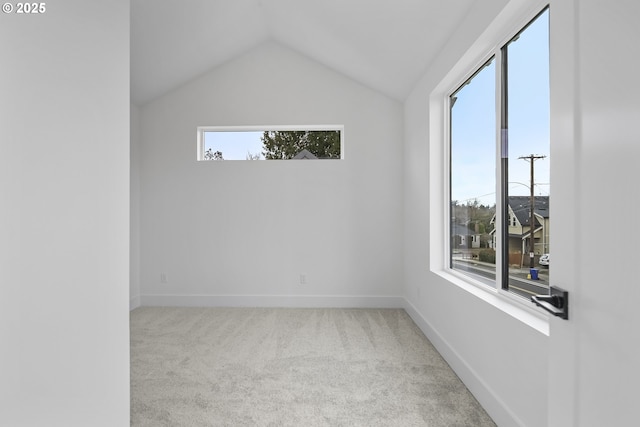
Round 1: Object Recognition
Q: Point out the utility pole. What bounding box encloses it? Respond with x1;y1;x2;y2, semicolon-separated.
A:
519;154;546;268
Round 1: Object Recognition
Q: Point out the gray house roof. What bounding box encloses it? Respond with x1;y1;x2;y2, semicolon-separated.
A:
509;196;549;227
293;149;318;159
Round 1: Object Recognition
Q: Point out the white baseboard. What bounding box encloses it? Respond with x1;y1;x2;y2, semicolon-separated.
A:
402;298;523;427
140;294;404;309
130;295;141;311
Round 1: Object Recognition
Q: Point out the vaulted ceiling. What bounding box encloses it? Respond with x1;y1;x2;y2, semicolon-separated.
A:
131;0;477;105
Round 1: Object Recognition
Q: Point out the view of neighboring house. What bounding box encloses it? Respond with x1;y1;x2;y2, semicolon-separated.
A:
451;223;482;249
292;149;318;159
490;196;550;265
450;199;494;253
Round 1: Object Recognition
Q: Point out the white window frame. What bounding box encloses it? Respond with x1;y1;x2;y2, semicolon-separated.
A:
196;125;345;161
430;1;551;333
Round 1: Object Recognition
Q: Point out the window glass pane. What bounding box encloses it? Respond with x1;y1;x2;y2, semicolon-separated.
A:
450;59;496;284
203;131;264;160
503;9;550;297
200;129;342;160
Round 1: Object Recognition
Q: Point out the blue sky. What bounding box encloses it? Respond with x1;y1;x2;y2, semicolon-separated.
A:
203;131;265;160
451;9;549;205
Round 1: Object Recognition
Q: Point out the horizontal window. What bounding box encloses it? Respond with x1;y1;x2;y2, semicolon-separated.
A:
197;126;343;161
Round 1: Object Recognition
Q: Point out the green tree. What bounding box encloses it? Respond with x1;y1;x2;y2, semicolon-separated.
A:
204;149;223;160
261;130;340;159
245;151;261;160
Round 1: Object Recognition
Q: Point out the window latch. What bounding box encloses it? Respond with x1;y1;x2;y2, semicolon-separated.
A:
531;286;569;320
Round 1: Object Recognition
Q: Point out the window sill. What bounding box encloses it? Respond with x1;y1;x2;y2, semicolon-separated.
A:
434;268;550;336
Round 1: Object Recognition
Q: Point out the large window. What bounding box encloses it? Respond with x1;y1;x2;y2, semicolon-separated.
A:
449;7;550;299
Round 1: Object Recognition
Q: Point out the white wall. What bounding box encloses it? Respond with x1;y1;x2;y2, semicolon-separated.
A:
548;0;640;425
131;104;142;309
404;0;640;426
138;42;404;307
0;1;130;426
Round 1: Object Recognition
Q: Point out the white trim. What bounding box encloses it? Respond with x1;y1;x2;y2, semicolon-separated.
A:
197;125;345;132
403;299;526;427
437;268;549;335
140;294;404;308
196;125;345;161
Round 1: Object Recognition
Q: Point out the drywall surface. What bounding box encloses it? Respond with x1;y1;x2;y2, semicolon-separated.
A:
403;0;549;426
0;1;130;425
553;0;640;425
139;42;403;305
131;104;142;309
406;0;640;425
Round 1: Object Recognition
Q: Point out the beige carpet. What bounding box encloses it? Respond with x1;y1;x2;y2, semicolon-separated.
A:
130;307;495;426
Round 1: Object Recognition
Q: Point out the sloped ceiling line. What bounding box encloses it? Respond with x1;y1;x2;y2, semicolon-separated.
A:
131;0;477;105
